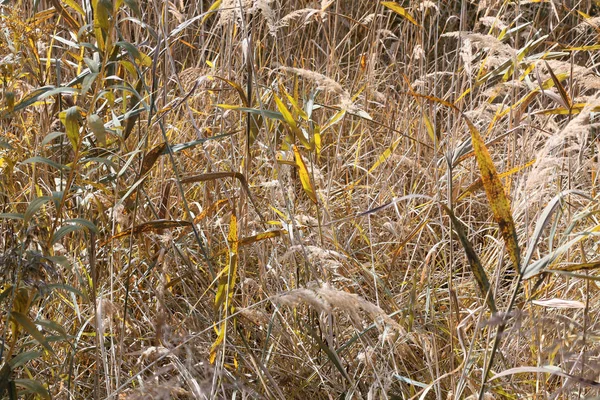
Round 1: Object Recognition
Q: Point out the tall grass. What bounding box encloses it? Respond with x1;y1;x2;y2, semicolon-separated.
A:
1;0;600;398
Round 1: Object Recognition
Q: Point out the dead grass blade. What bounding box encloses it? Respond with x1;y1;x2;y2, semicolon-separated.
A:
102;220;192;245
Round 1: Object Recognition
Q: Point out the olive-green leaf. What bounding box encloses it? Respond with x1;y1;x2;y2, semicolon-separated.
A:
24;196;53;224
9;351;42;369
21;157;70;171
65;218;99;234
51;224;85;245
10;312;54;355
13;379;50;400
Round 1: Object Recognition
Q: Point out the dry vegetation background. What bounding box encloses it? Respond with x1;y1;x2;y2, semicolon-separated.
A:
2;0;600;398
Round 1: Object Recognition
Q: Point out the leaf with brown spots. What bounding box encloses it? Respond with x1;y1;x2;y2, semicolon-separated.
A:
140;142;167;177
465;118;521;272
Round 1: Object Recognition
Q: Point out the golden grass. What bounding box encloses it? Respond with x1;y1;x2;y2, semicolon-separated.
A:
1;0;600;399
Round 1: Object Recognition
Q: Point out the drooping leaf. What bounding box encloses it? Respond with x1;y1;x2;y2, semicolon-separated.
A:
10;312;54;355
216;105;284;122
532;298;585;309
115;41;152;67
13;379;50;400
65;218;99;234
140;142;167;176
544;61;571;111
554;260;600;272
24;196;53;224
0;139;13;150
123;0;141;18
212;76;249;106
167;133;234;153
521;190;589;276
51;224;86;245
381;1;420;26
102;220;192;245
490;366;600;388
9;351;42;369
41;132;66;146
21;157;70;171
274;94;311;148
203;0;222;23
239;229;287;246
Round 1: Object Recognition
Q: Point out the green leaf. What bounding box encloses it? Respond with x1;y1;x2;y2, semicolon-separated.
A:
33;319;68;340
124;0;141;17
10;86;55;114
21;157;70;171
24;196;53;224
216;105;284;121
51;224;85;245
441;205;496;313
0;139;13;150
0;213;24;220
65;218;99;234
9;351;42;369
38;87;79;101
45;283;85;299
115;41;152;67
10;312;54;355
41;131;66;146
13;379;50;400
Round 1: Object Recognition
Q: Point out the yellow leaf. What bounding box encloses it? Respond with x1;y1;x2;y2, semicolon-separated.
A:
215;214;239;309
92;0;111;51
465;118;521;272
209;325;225;363
313;125;322;160
423;113;436;144
274;94;310;148
293;145;318;203
239;229;287;246
63;107;81;150
407;91;521;272
321;109;346;133
381;1;420;27
457;159;535;201
368;137;402;174
203;0;222;23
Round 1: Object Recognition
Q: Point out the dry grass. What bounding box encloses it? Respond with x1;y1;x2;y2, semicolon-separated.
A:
1;0;600;399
